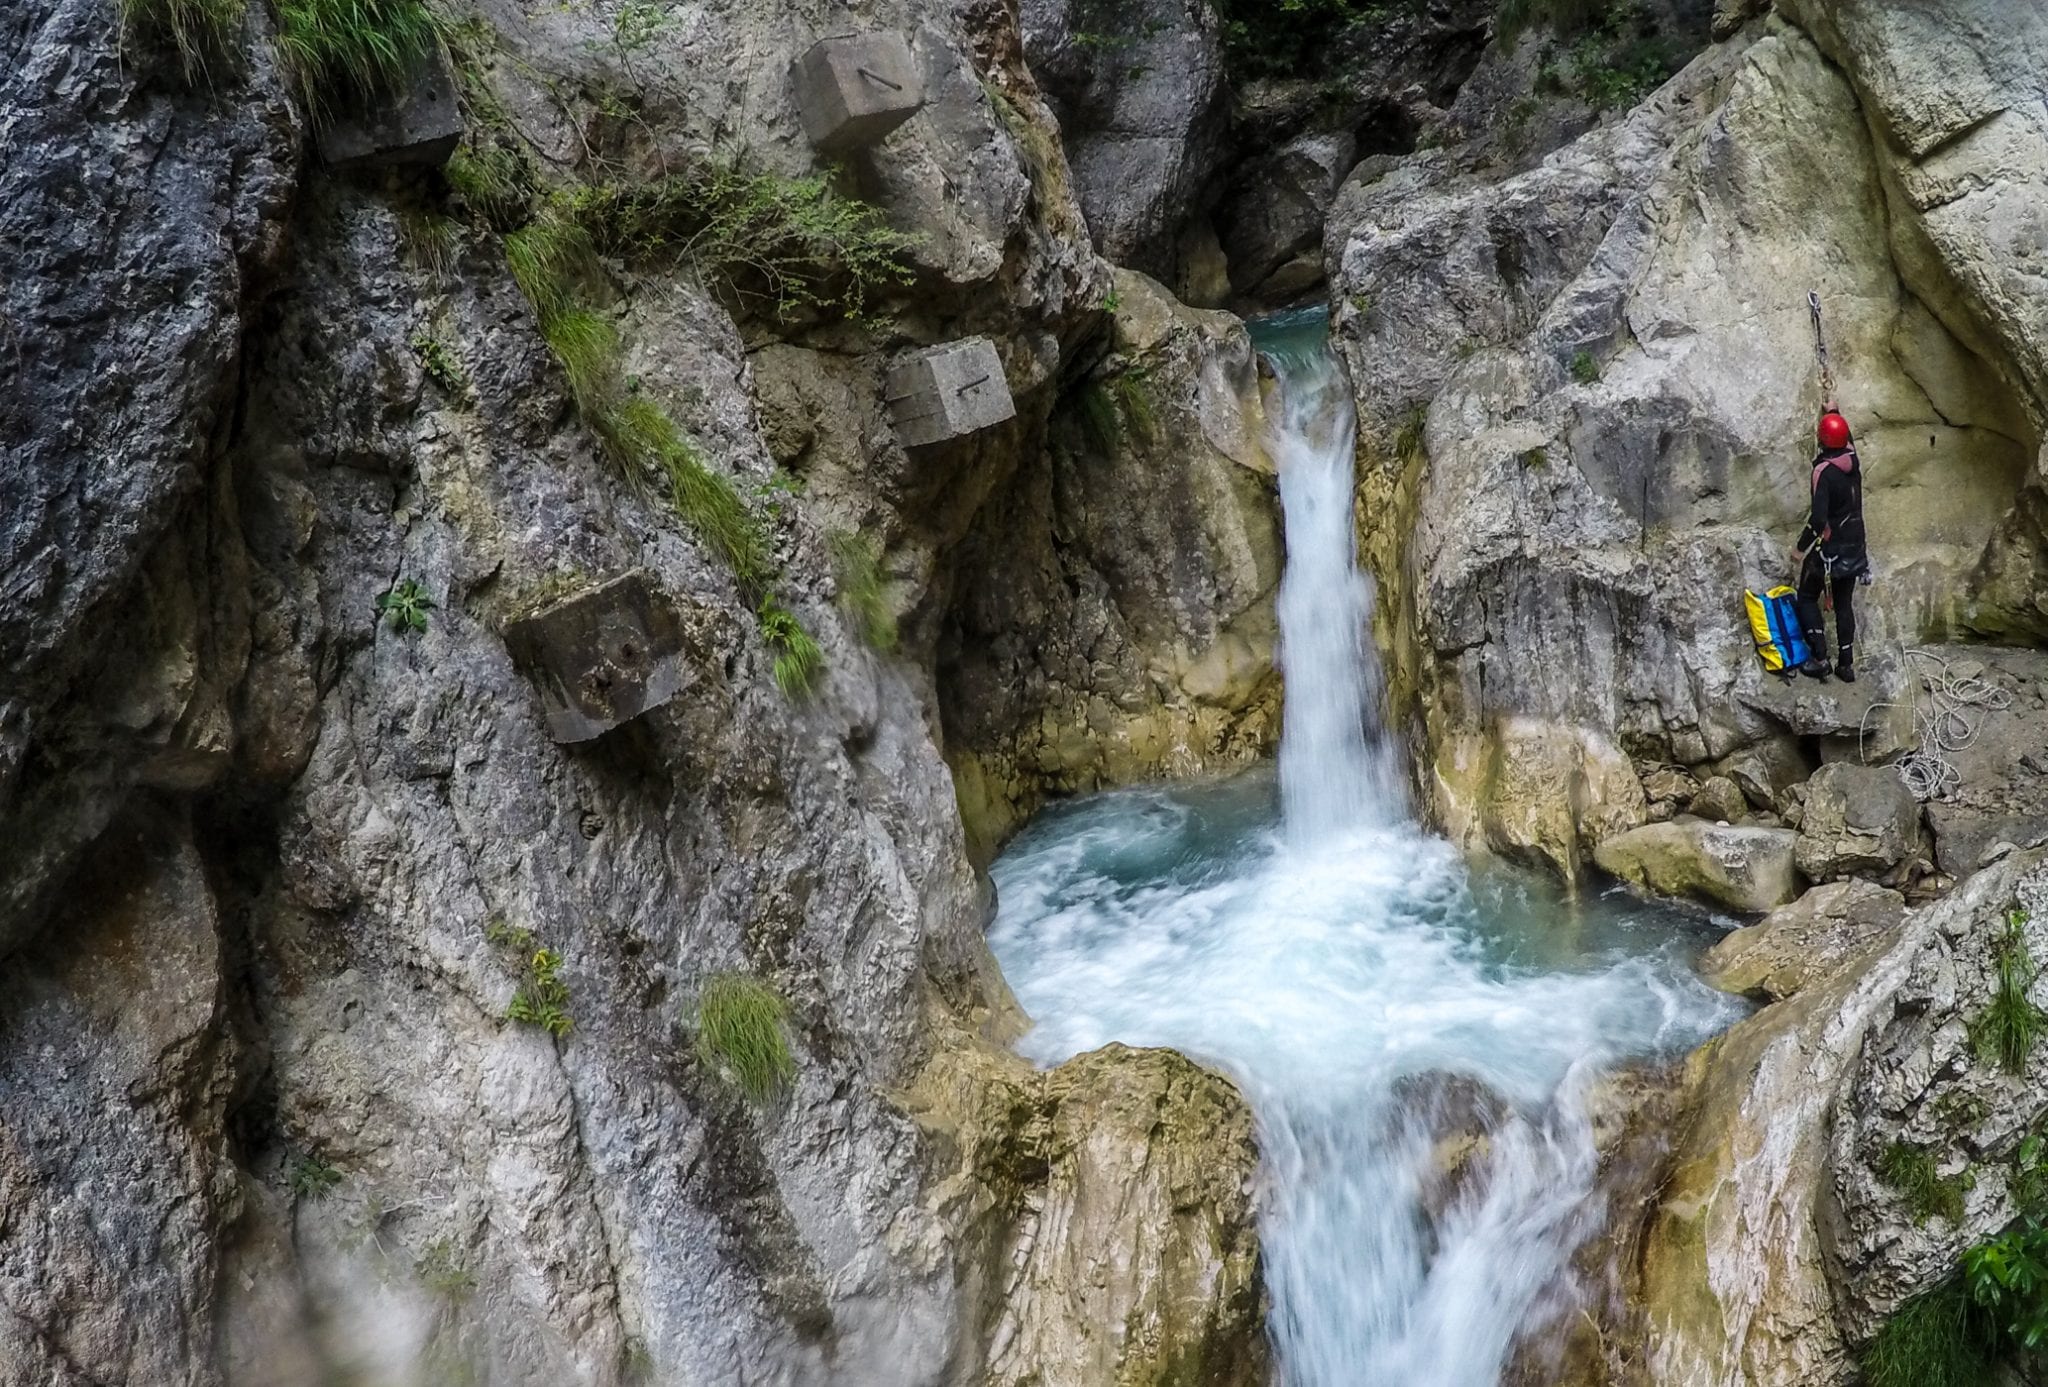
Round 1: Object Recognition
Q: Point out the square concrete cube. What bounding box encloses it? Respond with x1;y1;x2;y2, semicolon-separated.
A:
794;33;924;153
318;49;465;169
885;337;1017;448
502;570;690;743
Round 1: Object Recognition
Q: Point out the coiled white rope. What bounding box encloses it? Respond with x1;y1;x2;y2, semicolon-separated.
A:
1861;646;2013;800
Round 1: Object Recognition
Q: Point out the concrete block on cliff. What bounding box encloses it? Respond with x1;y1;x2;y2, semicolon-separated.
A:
503;571;689;743
793;34;924;153
318;52;464;169
885;337;1015;448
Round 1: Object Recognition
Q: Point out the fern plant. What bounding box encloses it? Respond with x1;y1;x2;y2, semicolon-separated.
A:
506;947;573;1037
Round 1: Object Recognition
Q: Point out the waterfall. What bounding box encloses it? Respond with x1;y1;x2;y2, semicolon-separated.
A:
987;311;1743;1387
1264;308;1404;839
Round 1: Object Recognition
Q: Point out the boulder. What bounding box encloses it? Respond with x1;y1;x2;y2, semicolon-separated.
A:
1688;774;1750;825
1701;879;1908;1002
1216;129;1357;303
1713;734;1813;811
916;1043;1268;1387
1642;765;1702;810
1594;819;1803;914
1794;762;1924;882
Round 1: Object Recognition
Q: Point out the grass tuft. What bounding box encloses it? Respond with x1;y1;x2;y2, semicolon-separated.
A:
539;308;620;411
758;598;824;696
572;162;920;322
446;140;533;231
273;0;440;124
695;974;795;1102
1972;907;2044;1074
1863;1278;1993;1387
1570;349;1601;385
597;395;770;583
120;0;245;82
829;531;896;651
1393;404;1429;466
1879;1140;1971;1225
505;208;601;329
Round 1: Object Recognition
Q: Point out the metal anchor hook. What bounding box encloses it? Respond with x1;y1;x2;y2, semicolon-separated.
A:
955;373;991;395
858;66;905;91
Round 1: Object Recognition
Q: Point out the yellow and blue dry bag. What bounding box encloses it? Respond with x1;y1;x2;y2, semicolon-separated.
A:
1744;586;1809;675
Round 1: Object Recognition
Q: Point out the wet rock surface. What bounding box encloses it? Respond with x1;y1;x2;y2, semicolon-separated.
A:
1594;818;1802;914
1701;878;1907;1002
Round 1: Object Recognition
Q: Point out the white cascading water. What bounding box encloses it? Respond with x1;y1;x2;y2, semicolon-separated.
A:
989;310;1745;1385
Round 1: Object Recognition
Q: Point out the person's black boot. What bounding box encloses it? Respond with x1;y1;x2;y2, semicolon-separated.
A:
1835;644;1856;683
1799;646;1831;679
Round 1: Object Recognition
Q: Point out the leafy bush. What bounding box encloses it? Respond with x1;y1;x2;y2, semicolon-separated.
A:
1880;1140;1971;1225
273;0;440;123
829;531;897;651
758;599;824;696
1207;0;1420;80
1964;1224;2048;1351
571;163;919;321
695;974;795;1102
1495;0;1613;44
120;0;245;81
287;1152;343;1197
375;578;434;633
1972;908;2044;1074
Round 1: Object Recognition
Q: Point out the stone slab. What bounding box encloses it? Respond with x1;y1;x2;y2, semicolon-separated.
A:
885;337;1015;447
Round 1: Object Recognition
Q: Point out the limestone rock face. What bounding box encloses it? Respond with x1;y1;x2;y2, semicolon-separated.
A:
1019;0;1231;282
0;0;1269;1379
1793;762;1925;882
911;1043;1267;1387
1701;878;1907;1001
1333;5;2048;880
1217;130;1358;304
1689;775;1751;825
1594;819;1802;914
1628;848;2048;1387
943;268;1284;858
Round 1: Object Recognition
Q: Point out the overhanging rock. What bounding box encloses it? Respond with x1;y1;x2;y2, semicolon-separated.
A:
885;337;1016;448
793;34;924;153
502;571;689;743
318;51;465;169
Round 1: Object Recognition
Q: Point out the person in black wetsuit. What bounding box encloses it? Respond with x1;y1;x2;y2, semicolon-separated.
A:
1791;409;1868;682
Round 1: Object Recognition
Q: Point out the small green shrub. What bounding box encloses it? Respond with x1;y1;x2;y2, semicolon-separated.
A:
695;974;795;1102
1570;350;1601;384
120;0;246;81
1494;0;1612;44
375;578;434;633
273;0;440;123
506;947;572;1037
1973;908;2044;1074
829;531;897;651
1880;1139;1971;1225
758;599;824;696
1523;446;1550;470
287;1152;343;1197
416;1238;478;1302
1863;1278;1994;1387
572;163;919;321
411;331;466;393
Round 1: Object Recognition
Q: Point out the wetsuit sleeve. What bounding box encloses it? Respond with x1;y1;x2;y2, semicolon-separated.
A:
1796;457;1825;550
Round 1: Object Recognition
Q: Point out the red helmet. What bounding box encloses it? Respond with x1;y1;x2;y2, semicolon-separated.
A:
1818;412;1851;450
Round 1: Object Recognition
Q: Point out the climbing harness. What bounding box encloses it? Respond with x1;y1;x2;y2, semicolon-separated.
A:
1859;646;2013;800
1808;290;1836;410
